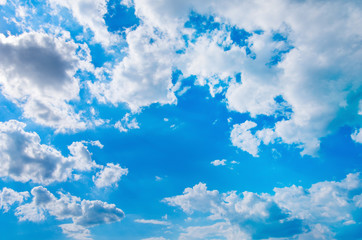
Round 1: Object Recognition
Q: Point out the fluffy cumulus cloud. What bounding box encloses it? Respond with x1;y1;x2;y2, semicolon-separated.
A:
164;173;362;239
93;163;128;188
0;31;95;132
9;186;124;239
48;0;118;46
89;24;179;111
0;120;100;184
230;121;277;157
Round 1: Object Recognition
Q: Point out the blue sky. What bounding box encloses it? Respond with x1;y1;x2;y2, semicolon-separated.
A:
0;0;362;239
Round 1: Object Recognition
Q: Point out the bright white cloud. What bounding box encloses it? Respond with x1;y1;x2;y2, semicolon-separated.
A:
230;121;261;157
351;128;362;144
230;121;278;156
114;113;140;132
0;0;6;5
93;163;128;188
13;186;124;239
163;182;220;214
0;120;99;184
164;173;362;239
210;159;226;166
0;31;95;132
89;24;179;111
48;0;118;46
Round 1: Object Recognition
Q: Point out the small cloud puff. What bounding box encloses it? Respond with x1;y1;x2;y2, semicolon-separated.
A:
93;163;128;188
115;113;140;133
210;159;226;166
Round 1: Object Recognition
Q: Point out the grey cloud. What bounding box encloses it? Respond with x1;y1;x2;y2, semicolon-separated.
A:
0;120;97;184
0;31;95;132
75;200;125;227
0;39;74;91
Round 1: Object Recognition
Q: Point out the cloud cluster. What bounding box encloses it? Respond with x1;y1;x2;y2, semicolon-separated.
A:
164;173;362;239
3;186;125;240
0;31;94;132
0;120;127;187
5;0;359;155
91;0;362;156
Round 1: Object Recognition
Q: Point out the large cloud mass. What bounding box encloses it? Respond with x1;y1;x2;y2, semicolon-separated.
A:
89;0;362;156
164;173;362;239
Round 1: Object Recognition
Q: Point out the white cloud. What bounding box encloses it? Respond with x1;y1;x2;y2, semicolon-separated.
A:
230;121;279;157
0;187;29;212
134;219;170;225
14;186;124;239
114;113;140;132
85;140;104;149
351;128;362;144
210;159;226;166
89;24;179;111
163;182;220;214
230;121;260;157
177;30;246;95
60;224;92;240
93;163;128;188
0;120;99;184
0;0;6;5
164;173;362;239
48;0;118;47
0;31;95;132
